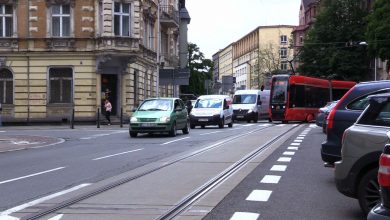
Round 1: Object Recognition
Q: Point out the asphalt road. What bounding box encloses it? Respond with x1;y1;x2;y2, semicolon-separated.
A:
203;125;365;220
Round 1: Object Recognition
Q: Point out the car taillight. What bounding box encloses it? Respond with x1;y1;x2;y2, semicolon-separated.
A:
326;87;355;131
379;144;390;187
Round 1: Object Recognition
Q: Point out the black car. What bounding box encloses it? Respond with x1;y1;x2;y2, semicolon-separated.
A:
368;142;390;220
321;80;390;166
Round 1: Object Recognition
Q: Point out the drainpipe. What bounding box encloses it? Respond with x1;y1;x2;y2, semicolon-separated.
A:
27;1;30;124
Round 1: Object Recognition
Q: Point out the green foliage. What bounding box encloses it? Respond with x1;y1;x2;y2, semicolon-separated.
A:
366;0;390;66
180;43;213;95
298;0;370;81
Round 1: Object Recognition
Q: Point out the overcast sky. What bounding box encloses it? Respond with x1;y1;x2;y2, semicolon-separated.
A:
186;0;301;59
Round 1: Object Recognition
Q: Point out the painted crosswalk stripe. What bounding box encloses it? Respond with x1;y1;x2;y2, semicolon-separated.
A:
270;165;287;171
246;190;272;202
294;139;303;143
242;124;255;127
283;151;295;156
260;175;281;184
288;146;299;150
277;157;292;162
296;136;304;139
230;212;260;220
291;143;301;146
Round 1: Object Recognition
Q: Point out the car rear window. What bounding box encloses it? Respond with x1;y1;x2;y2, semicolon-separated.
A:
347;89;390;111
358;102;390;126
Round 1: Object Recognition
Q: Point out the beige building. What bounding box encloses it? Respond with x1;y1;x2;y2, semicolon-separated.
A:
0;0;190;123
232;25;295;90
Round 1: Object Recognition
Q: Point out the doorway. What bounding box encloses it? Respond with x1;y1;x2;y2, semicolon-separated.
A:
101;74;118;116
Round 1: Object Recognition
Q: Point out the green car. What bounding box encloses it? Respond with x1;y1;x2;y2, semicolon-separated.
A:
129;98;189;137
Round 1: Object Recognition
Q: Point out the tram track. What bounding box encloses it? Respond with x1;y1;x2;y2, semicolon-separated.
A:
21;123;284;220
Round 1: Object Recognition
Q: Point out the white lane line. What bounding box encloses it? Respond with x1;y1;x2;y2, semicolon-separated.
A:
258;124;270;127
260;175;281;184
246;190;272;202
277;157;292;162
296;136;304;139
161;137;190;145
242;124;255;127
293;139;303;143
276;124;286;127
0;167;65;185
288;147;299;150
298;134;306;137
48;214;64;220
283;151;295;156
0;184;90;217
0;131;6;133
291;143;301;146
230;212;259;220
0;215;19;220
93;148;143;161
270;165;287;171
80;131;127;140
199;131;222;136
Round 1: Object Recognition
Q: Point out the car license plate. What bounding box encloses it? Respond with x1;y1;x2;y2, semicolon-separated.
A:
140;123;156;127
198;119;208;122
237;115;244;118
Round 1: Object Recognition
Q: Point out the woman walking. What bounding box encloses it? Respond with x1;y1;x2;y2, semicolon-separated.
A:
104;99;112;125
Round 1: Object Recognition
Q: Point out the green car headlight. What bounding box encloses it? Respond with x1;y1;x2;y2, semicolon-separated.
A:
130;117;138;123
160;116;170;123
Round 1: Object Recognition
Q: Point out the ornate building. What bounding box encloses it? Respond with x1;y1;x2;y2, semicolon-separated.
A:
0;0;190;123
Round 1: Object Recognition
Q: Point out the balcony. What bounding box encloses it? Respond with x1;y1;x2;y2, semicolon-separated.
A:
95;37;140;52
0;38;18;51
160;5;179;28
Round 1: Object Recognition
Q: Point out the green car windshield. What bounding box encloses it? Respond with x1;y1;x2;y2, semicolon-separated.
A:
138;99;173;111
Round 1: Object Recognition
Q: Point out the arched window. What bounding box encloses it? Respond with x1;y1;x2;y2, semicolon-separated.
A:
0;69;13;104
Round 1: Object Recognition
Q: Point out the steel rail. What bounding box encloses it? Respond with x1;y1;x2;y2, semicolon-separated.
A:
22;124;278;220
155;124;303;220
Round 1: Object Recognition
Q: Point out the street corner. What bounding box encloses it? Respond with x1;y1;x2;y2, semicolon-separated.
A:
0;135;64;153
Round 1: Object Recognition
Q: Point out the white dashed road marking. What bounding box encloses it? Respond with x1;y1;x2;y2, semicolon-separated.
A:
283;151;295;156
92;148;143;161
0;167;65;185
260;175;281;184
160;137;190;145
246;190;272;202
287;146;299;150
270;165;287;171
277;157;292;162
290;143;300;146
230;212;260;220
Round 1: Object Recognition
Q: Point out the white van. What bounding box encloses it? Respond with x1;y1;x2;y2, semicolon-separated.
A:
189;95;233;129
232;90;271;122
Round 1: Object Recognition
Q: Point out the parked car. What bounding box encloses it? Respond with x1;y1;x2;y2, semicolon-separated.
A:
316;100;338;132
189;95;233;128
334;92;390;214
321;80;390;166
129;98;189;137
368;141;390;220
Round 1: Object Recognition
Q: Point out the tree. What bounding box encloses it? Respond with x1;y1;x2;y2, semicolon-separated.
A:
298;0;370;81
366;0;390;71
180;43;213;95
252;43;289;89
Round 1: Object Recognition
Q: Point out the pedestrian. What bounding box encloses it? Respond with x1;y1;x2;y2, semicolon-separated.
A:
104;99;112;125
186;100;193;114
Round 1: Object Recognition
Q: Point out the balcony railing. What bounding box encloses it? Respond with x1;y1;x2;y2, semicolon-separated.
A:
160;5;179;28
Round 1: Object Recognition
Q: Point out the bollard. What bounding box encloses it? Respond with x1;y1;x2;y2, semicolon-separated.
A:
97;108;100;128
70;108;75;129
120;108;123;128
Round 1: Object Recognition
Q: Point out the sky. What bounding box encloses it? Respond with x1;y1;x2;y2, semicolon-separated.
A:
186;0;301;59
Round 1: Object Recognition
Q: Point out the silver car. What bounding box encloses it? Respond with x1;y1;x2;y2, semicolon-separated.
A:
334;92;390;214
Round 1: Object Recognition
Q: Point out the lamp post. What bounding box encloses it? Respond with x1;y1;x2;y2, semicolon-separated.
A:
156;0;161;97
359;41;376;81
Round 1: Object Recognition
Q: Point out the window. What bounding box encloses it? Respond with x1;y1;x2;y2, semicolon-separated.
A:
280;35;288;44
281;61;288;70
49;68;72;103
52;4;70;37
358;99;390;127
143;20;154;49
0;69;12;104
0;4;12;37
114;2;131;36
280;48;287;59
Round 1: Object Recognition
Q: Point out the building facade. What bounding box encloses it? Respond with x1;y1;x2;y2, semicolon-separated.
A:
232;25;295;90
0;0;189;123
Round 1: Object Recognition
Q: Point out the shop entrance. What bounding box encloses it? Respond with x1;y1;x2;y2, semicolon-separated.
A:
101;74;118;116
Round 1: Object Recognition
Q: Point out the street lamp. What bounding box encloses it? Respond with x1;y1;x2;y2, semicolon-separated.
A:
359;41;376;81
